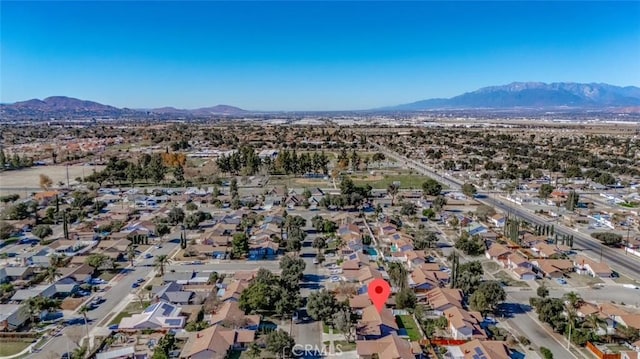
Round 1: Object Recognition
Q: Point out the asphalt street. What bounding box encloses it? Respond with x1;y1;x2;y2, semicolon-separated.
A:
32;233;181;359
374;143;640;281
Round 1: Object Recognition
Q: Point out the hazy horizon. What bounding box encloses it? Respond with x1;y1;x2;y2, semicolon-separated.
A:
2;1;640;111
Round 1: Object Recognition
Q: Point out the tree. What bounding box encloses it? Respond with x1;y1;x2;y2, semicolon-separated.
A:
266;329;295;359
387;262;408;289
565;190;579;211
537;284;549;298
280;255;306;283
400;202;417;216
45;266;61;284
167;207;185;225
469;281;506;313
230;178;239;198
312;236;326;253
78;305;91;350
85;253;109;270
395;287;417;310
539;184;554;199
387;183;399;206
307;290;339;324
247;342;262;359
432;195;447;212
156;223;170;241
32;224;53;240
333;307;357;342
155;254;168;276
127;244;137;267
231;233;249;259
422;178;442;196
39;174;53;191
0;221;13;239
453;261;484;293
461;183;477;198
540;347;554;359
591;232;622;246
414;231;438;250
173;165;185;183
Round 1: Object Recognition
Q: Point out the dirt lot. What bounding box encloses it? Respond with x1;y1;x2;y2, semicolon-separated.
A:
0;165;104;195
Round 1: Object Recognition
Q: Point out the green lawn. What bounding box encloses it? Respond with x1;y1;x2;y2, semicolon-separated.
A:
323;340;357;352
98;270;118;282
0;341;32;356
322;322;342;334
396;315;422;341
109;311;131;326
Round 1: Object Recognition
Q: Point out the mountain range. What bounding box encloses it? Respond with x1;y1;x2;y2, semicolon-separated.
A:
1;82;639;119
0;96;248;119
384;82;640;111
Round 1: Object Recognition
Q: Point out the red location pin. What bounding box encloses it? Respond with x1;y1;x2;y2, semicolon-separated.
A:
368;278;391;313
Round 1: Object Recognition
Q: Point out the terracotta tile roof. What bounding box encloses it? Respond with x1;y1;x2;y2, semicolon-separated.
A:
181;325;255;359
459;339;511;359
358;305;398;336
426;288;463;311
356;332;414;359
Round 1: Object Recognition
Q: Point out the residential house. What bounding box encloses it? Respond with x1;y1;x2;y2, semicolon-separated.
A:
0;266;34;284
208;301;260;330
153;282;194;305
506;253;532;271
425;288;463;315
444;307;487;340
163;271;195;285
485;243;511;263
489;214;506;228
531;259;574;278
118;301;185;330
0;304;29;331
218;281;248;302
408;267;449;293
450;339;511;359
180;325;255;359
356;332;416;359
573;255;612;278
532;242;571;259
357;305;399;340
513;267;537;280
248;239;279;260
349;294;373;312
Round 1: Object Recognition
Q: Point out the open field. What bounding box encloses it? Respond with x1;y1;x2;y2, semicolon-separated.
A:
0;165;104;195
0;340;32;356
350;172;427;189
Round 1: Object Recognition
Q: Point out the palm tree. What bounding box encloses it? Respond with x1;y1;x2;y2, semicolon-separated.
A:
45;266;61;284
78;305;91;350
155;254;168;276
387;183;399;206
127;245;136;267
387;262;408;289
584;314;607;336
563;291;583;309
50;254;64;268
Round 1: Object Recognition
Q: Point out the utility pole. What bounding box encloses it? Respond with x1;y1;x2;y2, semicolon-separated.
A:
66;164;70;188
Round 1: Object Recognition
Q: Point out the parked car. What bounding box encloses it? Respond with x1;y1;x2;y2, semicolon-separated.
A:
131;282;140;288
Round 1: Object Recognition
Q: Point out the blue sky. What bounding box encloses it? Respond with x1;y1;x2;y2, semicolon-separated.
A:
2;1;639;111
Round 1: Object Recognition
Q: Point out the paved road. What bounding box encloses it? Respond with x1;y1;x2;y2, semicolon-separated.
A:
32;236;181;359
293;227;324;358
374;143;640;281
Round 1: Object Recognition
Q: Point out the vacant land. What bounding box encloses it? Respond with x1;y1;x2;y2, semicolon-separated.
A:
0;165;104;195
350;172;426;189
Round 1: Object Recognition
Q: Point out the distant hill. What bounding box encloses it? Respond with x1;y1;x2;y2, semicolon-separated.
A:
150;104;249;116
384;82;640;111
0;96;249;119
